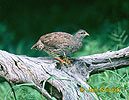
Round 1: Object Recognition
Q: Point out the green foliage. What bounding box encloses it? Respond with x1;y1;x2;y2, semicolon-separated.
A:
0;24;15;51
109;22;128;50
88;68;129;100
0;82;47;100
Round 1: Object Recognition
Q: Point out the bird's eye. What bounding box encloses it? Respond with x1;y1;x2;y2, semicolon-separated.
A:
80;32;85;34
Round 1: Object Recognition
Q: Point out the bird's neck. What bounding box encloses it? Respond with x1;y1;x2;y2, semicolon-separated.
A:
74;35;84;41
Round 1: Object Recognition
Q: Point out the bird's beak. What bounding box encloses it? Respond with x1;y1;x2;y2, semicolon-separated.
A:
85;33;90;36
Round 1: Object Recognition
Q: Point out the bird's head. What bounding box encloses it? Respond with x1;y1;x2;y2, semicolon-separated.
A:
74;29;89;40
31;40;44;51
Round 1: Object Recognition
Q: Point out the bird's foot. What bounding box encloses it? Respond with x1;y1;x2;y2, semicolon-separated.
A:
62;57;73;66
54;57;68;67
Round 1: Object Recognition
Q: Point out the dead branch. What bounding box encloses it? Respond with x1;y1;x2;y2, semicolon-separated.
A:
0;46;129;100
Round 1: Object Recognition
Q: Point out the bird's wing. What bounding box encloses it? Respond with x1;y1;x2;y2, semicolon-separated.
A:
40;32;75;49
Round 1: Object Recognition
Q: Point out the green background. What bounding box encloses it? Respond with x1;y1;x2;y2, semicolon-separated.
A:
0;0;129;100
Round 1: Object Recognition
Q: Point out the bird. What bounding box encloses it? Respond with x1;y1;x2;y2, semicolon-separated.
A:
31;29;89;66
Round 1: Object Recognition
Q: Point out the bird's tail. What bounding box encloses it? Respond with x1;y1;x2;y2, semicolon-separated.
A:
31;43;38;50
31;40;43;50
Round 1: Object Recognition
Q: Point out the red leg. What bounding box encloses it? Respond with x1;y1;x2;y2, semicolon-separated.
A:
54;57;68;67
62;57;72;66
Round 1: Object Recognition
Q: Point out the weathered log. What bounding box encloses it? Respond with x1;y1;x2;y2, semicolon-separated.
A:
0;46;129;100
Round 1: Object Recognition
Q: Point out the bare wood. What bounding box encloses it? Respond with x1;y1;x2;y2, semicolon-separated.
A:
74;46;129;79
0;46;129;100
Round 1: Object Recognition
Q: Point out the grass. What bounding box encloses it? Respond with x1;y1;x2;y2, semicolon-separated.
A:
88;68;129;100
0;82;47;100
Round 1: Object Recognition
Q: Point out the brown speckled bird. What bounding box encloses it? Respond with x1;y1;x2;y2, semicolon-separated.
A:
31;29;89;66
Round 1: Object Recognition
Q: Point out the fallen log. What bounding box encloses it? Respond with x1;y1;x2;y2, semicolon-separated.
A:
0;46;129;100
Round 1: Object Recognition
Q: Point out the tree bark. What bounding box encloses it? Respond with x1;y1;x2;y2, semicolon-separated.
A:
0;46;129;100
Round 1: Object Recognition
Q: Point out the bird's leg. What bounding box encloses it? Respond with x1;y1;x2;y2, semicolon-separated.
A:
62;57;73;66
54;57;68;67
62;53;73;66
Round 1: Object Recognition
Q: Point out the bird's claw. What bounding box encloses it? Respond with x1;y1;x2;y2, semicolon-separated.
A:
54;57;68;67
62;57;73;66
